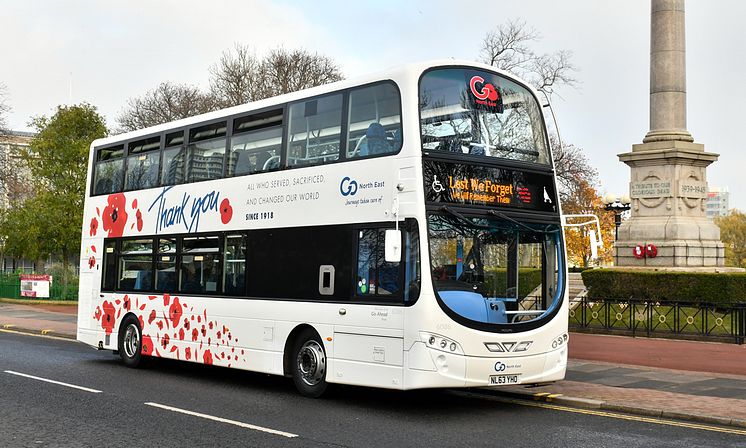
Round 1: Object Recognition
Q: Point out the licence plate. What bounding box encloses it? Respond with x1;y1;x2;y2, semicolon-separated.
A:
489;374;519;385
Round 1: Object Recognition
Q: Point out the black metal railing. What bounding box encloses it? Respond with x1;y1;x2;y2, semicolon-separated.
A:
569;296;746;344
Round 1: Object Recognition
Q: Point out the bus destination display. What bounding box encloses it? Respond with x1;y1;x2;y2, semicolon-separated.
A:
424;160;557;213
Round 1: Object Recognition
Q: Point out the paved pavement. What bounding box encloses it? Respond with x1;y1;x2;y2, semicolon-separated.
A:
2;299;746;429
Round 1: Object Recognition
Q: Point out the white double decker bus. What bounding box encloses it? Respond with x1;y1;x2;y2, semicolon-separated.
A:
78;60;568;397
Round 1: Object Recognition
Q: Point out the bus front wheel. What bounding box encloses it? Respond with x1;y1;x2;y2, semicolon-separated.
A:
118;315;144;368
291;329;328;397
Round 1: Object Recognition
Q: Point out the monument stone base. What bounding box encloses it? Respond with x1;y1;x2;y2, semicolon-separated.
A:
616;140;724;267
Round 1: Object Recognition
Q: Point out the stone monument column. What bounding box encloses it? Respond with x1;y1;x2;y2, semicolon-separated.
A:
615;0;724;267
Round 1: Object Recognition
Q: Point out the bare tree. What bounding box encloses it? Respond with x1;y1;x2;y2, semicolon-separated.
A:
209;43;262;108
257;47;344;98
481;19;577;98
482;20;592;204
550;134;598;203
116;82;219;133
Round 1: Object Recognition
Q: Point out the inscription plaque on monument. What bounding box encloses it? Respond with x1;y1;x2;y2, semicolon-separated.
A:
679;181;707;198
630;181;671;199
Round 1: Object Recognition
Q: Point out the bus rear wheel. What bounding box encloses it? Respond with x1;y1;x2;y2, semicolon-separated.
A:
291;329;328;397
119;315;143;368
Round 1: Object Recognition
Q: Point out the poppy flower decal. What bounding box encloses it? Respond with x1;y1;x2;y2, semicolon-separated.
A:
141;335;154;356
102;193;128;237
89;218;98;237
169;297;183;329
100;301;116;334
220;198;233;224
88;256;96;270
92;292;248;368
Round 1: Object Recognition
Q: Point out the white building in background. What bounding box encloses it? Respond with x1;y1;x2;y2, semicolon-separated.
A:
706;187;730;219
0;130;36;273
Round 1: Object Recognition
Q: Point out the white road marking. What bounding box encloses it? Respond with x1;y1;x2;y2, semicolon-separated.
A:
4;370;102;393
145;402;298;438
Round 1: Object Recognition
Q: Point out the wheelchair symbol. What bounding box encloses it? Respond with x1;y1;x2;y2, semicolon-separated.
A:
431;175;444;193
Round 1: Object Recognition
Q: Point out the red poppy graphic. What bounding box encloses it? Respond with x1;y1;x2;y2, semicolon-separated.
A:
101;193;129;237
89;218;98;237
185;347;192;360
123;295;131;311
220;198;233;224
163;293;170;307
138;315;144;330
192;328;199;342
94;306;102;321
203;350;213;365
168;297;182;329
141;335;154;356
136;209;143;232
161;333;170;350
101;301;116;334
183;318;190;330
178;328;185;340
148;309;157;325
482;83;499;101
88;256;96;270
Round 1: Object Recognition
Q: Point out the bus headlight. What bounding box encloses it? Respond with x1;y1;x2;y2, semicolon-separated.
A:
421;332;464;355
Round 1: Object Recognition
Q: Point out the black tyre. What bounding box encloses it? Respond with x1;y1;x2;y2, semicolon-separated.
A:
118;315;144;368
290;328;328;398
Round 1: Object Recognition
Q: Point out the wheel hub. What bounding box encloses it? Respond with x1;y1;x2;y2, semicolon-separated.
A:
297;340;325;386
123;323;140;358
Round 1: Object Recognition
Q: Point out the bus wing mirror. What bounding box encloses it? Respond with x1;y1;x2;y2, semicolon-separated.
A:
384;229;402;263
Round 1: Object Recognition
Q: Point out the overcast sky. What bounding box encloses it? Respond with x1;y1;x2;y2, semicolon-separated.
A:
2;0;744;210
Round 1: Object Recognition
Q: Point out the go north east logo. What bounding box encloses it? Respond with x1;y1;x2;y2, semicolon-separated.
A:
340;176;385;207
469;75;503;112
340;176;358;196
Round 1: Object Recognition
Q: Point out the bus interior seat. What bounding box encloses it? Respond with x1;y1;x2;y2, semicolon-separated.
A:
156;271;176;291
365;122;390;155
234;149;251;175
254;151;272;172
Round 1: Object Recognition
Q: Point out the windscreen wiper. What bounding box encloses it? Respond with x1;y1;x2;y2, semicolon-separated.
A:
440;206;489;229
487;209;539;233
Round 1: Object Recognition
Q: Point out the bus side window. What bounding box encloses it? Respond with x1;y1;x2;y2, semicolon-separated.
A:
118;238;153;291
102;240;117;291
347;82;402;159
356;229;400;297
223;234;246;295
287;94;343;167
93;145;124;195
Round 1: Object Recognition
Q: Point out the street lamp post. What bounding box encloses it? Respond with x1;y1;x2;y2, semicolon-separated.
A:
602;194;631;266
602;194;632;241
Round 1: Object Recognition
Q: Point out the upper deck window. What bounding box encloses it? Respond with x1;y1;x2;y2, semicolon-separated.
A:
187;122;227;182
162;131;186;186
287;94;343;167
93;144;124;195
125;136;160;191
420;68;550;166
346;82;402;159
228;109;283;176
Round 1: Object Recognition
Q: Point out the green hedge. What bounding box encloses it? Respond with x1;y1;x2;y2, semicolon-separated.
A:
581;269;746;304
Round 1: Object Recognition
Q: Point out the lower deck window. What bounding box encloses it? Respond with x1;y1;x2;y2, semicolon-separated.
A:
118;239;153;291
180;236;221;293
100;220;420;304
